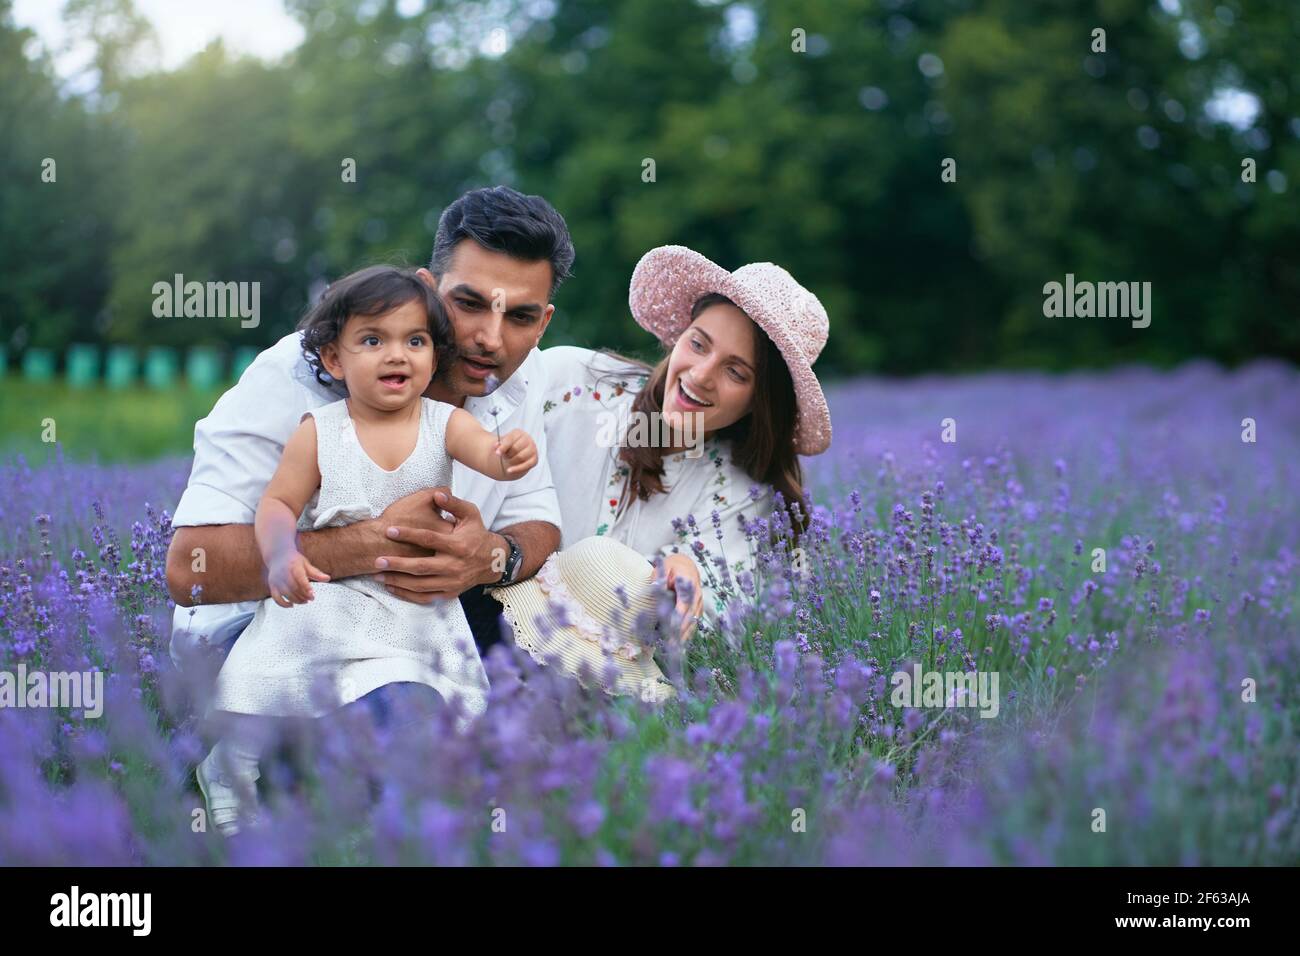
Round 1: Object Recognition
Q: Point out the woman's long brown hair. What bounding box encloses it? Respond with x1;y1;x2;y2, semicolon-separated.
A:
590;293;810;542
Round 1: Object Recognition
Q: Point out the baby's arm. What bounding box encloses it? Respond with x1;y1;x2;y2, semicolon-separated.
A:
256;416;330;606
444;407;538;481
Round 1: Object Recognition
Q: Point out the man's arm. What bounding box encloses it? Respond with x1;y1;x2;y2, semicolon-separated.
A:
166;487;461;606
167;521;377;606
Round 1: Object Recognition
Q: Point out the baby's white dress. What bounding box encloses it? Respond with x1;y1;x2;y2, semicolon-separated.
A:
211;397;489;721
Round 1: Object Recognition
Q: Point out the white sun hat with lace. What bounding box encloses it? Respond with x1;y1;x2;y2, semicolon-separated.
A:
487;535;678;703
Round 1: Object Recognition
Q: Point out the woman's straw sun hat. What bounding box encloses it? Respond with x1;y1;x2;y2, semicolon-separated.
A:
628;244;832;456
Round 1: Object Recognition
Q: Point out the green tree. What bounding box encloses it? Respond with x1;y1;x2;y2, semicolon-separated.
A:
0;0;120;353
3;0;1297;374
106;42;311;347
937;0;1300;365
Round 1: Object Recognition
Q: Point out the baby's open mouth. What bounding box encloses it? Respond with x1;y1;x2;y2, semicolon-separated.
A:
379;374;409;388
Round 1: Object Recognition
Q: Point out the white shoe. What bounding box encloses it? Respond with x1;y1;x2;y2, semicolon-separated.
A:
197;751;261;837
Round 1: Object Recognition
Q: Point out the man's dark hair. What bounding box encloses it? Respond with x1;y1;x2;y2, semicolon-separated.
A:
429;186;575;295
297;265;455;386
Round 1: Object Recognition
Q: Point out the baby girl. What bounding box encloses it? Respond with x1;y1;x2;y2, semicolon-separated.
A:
198;264;536;835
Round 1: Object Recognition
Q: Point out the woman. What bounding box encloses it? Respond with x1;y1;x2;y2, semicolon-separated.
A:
491;245;832;697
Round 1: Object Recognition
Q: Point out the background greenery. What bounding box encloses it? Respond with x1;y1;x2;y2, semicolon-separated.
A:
2;0;1297;383
0;380;223;462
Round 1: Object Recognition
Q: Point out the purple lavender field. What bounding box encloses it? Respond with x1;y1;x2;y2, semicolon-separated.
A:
1;362;1297;865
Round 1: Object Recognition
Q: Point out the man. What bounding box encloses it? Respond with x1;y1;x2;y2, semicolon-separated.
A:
166;186;570;677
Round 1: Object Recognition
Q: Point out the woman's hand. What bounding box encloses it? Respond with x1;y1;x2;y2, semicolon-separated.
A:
267;550;329;607
658;553;704;640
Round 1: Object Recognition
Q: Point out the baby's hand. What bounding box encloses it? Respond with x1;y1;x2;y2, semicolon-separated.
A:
268;551;330;607
495;428;538;479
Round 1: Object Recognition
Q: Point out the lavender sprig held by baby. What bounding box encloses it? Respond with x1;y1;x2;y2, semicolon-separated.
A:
485;372;505;478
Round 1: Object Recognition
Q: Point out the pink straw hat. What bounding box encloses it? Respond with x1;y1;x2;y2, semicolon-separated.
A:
629;245;832;456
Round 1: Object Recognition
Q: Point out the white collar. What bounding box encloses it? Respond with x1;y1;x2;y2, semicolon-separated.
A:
463;348;536;424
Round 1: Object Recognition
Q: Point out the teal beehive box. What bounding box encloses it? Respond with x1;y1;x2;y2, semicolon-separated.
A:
144;347;178;389
231;346;259;380
186;346;223;390
105;346;137;390
21;348;55;382
66;343;101;388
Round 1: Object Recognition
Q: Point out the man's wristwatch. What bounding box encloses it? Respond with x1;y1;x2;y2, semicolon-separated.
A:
496;533;523;585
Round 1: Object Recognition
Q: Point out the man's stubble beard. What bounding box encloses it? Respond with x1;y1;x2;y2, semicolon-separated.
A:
433;354;489;404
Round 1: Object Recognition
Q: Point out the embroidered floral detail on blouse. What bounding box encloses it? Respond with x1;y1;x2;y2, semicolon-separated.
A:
712;455;727;489
543;399;556;414
600;461;630;527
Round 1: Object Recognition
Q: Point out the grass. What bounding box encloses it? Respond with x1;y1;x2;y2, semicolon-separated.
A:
0;379;225;462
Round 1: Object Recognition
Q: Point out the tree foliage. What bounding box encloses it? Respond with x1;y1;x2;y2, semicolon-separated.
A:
2;0;1296;372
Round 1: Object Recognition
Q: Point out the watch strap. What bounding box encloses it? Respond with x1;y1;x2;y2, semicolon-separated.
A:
498;533;522;585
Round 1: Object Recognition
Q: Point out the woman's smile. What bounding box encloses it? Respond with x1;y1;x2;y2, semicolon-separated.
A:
674;376;714;409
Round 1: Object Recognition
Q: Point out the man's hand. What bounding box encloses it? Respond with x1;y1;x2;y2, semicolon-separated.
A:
658;553;704;640
375;488;502;604
372;488;458;558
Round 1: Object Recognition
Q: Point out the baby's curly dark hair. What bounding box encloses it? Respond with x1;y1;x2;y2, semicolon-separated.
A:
297;265;456;386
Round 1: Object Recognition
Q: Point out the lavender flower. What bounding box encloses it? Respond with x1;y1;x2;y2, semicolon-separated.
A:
0;362;1295;866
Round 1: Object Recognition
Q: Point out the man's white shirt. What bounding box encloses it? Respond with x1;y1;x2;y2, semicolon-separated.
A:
169;331;560;668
